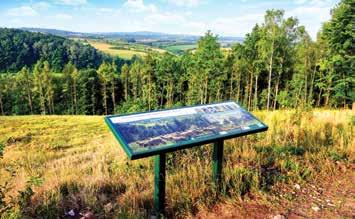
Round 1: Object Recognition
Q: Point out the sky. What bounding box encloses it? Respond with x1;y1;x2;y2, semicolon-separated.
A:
0;0;340;39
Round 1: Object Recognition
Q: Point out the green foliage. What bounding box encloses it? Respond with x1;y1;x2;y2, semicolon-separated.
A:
0;1;353;115
0;28;109;72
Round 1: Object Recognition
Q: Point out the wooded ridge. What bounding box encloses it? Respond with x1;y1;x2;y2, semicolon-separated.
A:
0;0;353;115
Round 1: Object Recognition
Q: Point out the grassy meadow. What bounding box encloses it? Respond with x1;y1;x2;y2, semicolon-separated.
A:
0;109;354;218
164;44;197;54
87;40;148;59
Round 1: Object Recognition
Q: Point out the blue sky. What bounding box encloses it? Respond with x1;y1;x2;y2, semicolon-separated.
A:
0;0;339;39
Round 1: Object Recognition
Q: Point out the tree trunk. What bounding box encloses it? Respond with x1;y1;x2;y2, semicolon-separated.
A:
73;81;77;114
325;76;332;107
236;72;241;102
304;58;308;105
71;83;74;114
112;82;116;113
160;87;164;108
124;77;128;100
266;39;274;111
244;76;249;108
343;73;346;109
203;76;208;104
254;74;258;109
148;75;151;111
308;65;316;106
317;88;323;107
103;83;108;115
273;77;279;110
170;81;174;107
39;86;46;115
0;95;4;115
230;70;234;99
296;84;303;108
51;95;55;114
91;86;96;115
25;77;33;114
248;71;253;110
27;89;33;114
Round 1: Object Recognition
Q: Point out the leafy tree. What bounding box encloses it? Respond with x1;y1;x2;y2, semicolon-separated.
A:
121;63;130;101
16;66;34;114
77;69;102;115
33;61;46;115
0;74;7;115
190;31;223;104
141;54;157;110
63;62;79;114
43;61;55;114
258;9;284;110
97;61;111;115
156;53;178;107
322;0;354;107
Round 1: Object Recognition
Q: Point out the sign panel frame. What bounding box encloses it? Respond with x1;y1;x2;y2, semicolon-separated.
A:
105;101;268;160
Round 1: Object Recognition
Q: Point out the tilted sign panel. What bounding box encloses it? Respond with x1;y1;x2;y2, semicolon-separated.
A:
106;101;267;159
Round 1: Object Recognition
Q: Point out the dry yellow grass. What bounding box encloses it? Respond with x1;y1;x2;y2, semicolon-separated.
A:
0;109;353;218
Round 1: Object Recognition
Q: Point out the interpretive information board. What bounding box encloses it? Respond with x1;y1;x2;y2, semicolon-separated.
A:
105;101;267;159
105;101;268;215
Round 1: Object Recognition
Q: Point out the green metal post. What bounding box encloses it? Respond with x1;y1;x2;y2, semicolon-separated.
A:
154;153;166;215
212;140;224;190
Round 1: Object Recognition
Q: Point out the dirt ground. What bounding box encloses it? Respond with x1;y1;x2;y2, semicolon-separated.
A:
197;164;355;219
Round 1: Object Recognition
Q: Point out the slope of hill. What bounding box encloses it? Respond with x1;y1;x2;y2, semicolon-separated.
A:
0;110;353;218
0;28;109;72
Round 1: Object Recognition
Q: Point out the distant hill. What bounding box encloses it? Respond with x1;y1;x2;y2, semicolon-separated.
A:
20;27;244;44
0;28;110;72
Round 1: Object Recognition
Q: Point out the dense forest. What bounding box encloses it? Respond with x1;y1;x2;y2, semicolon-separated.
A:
0;28;119;72
0;0;353;115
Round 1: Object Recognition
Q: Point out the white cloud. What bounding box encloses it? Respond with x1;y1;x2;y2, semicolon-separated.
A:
54;0;87;6
123;0;157;13
294;0;332;5
208;13;264;36
95;7;118;16
98;8;114;13
33;2;50;10
53;13;73;20
287;3;332;39
167;0;203;7
7;6;38;17
144;12;185;25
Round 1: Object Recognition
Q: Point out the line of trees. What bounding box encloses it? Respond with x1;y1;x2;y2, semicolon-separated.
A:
0;1;353;115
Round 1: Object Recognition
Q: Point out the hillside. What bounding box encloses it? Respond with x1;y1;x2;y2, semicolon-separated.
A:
0;28;109;72
0;110;353;218
20;27;244;45
20;28;243;56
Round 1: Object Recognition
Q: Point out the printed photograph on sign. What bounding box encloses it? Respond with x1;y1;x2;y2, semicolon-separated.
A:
109;102;266;153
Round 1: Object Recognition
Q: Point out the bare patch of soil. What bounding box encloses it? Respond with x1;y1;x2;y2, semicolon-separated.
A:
197;165;355;219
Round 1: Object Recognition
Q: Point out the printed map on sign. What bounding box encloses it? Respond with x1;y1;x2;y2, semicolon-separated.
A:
106;102;267;157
